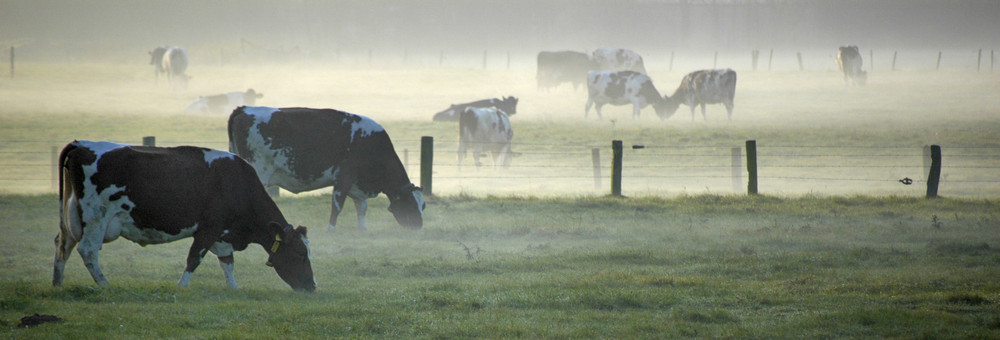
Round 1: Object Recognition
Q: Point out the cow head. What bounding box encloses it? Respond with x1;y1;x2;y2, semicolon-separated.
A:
245;89;264;105
265;223;316;292
387;183;425;228
653;96;680;120
499;96;519;116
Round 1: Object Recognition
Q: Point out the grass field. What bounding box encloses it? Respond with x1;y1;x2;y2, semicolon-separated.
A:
0;61;999;338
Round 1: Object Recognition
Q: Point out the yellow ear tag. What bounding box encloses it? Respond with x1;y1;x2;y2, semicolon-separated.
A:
270;234;282;253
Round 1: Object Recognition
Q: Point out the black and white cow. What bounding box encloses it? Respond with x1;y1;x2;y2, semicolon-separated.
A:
837;45;867;86
584;70;677;120
668;69;738;121
149;46;168;82
186;89;264;115
228;106;425;231
591;48;647;74
54;140;315;291
432;96;518;122
458;107;514;170
537;51;598;91
162;47;189;88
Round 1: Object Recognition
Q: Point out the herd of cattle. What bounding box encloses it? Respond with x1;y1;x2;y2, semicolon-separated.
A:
50;45;867;292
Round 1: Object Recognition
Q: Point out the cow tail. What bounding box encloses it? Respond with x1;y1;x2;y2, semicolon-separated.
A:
226;108;243;153
725;70;738;97
55;141;79;261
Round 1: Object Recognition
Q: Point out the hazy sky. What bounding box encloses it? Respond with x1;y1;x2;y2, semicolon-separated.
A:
2;0;998;61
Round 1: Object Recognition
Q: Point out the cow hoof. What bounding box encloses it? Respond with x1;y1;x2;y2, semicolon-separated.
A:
327;224;336;232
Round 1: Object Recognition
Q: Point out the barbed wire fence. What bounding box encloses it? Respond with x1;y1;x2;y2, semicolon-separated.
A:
5;137;996;198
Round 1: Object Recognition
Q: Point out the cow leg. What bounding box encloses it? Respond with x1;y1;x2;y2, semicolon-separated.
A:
584;99;594;119
328;185;351;231
594;104;604;120
725;101;734;120
352;196;369;231
209;242;237;289
632;103;641;120
76;226;110;286
700;104;708;121
178;236;215;287
689;105;697;122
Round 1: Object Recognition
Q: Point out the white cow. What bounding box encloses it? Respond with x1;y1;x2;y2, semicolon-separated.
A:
186;89;264;114
162;47;189;88
591;48;647;74
585;70;676;120
458;107;514;170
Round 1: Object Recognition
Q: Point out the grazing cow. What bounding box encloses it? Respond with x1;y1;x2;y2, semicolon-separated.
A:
432;96;518;122
186;89;264;115
537;51;598;91
837;45;867;86
162;47;190;88
458;107;514;170
591;48;647;74
228;106;425;231
149;46;168;82
584;70;677;120
668;69;738;121
54;140;315;291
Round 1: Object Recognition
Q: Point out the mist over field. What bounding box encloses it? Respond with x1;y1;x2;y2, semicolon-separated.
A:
0;0;998;197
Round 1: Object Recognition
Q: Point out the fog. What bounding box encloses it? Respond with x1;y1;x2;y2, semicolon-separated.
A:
2;0;998;63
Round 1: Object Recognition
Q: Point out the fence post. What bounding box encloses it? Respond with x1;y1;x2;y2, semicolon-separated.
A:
669;51;674;72
892;51;897;71
768;48;773;71
992;50;995;73
591;148;601;189
420;136;433;196
977;48;982;72
936;51;942;71
439;50;444;66
796;52;803;71
746;140;758;195
10;46;14;78
731;147;742;192
142;136;155;146
752;49;759;71
611;140;623;197
926;145;941;198
51;146;58;190
870;49;874;72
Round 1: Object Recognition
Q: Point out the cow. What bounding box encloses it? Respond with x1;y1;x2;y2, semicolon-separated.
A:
228;106;425;232
837;45;867;86
668;69;738;121
149;46;168;82
458;107;514;170
591;48;647;74
584;70;677;120
537;51;598;91
432;96;518;122
162;47;190;88
186;89;264;115
53;140;315;291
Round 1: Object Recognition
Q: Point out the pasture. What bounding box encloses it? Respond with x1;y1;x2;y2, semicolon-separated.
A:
0;59;999;338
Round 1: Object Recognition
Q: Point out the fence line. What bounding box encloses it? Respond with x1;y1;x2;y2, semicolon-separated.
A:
1;138;998;197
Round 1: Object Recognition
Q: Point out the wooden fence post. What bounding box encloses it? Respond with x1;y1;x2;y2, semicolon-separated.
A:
977;48;982;72
591;148;601;189
892;51;897;71
420;136;433;196
731;147;742;192
10;46;14;78
611;140;623;197
870;49;874;72
142;136;155;146
752;50;759;71
936;51;942;71
768;48;773;71
926;145;941;198
796;52;803;71
746;140;758;195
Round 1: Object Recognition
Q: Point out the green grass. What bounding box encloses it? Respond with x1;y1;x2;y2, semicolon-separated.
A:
2;193;999;338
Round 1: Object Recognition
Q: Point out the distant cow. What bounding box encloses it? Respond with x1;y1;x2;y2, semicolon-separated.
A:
186;89;264;115
537;51;598;91
228;106;425;231
162;47;189;88
149;46;168;82
585;70;677;120
458;107;514;170
433;96;518;122
837;46;867;86
54;140;315;291
591;48;647;74
668;69;738;121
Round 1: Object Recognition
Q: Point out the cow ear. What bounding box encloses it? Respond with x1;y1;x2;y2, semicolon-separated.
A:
296;226;308;237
